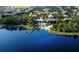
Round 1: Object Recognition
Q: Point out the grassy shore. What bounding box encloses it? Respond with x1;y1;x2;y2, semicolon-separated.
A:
19;24;34;30
48;30;79;36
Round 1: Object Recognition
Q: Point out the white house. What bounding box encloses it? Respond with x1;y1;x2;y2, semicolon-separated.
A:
64;18;71;21
32;14;38;18
63;14;69;18
48;13;53;19
47;13;54;21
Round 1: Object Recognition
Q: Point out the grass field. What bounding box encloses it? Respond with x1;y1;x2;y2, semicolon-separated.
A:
48;30;79;35
15;6;32;8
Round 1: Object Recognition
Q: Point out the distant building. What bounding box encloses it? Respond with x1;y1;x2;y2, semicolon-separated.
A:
32;14;38;18
48;13;53;19
37;16;44;22
63;14;69;18
62;10;67;14
52;11;58;15
76;12;79;16
64;18;71;21
48;13;54;21
43;8;49;11
0;6;15;15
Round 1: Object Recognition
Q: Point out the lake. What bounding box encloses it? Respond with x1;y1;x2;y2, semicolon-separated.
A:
0;26;79;52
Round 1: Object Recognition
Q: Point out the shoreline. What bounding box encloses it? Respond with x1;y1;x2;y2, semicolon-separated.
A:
0;25;79;36
48;30;79;36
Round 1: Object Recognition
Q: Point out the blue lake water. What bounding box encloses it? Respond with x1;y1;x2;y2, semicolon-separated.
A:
0;28;79;52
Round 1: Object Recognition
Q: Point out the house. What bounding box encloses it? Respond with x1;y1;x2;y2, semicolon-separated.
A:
48;13;53;19
64;18;71;21
63;14;71;21
36;16;44;22
62;10;67;14
76;12;79;16
63;14;69;18
43;8;50;12
32;14;38;18
47;13;59;22
52;11;58;15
